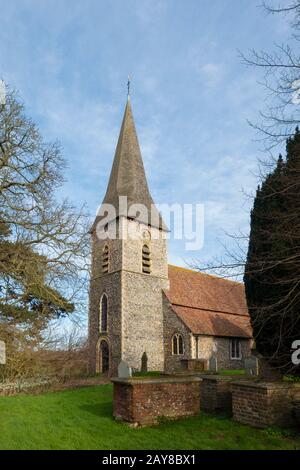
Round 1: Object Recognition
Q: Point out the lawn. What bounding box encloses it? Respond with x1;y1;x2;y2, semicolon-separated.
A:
219;369;245;375
0;385;299;450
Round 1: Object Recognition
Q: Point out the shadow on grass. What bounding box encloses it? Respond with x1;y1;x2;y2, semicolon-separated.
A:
79;401;113;418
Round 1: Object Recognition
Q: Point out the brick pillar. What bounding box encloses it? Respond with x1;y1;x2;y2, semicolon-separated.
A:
231;380;300;428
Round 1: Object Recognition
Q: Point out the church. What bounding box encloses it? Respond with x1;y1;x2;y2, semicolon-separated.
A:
88;96;252;375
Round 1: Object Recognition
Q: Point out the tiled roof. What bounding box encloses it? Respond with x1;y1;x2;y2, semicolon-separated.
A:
171;306;252;338
165;265;252;338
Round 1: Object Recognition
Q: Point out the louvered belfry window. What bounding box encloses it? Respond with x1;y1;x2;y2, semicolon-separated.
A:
102;245;109;273
142;244;151;274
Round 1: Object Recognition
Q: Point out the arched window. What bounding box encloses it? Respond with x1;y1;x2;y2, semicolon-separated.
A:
102;245;109;273
99;294;108;332
172;333;184;355
142;244;151;274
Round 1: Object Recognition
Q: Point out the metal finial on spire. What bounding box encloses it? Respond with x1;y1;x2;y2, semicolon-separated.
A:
127;75;131;98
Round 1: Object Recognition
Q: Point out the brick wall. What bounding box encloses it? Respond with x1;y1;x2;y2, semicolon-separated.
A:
201;375;235;414
232;380;300;428
112;376;201;426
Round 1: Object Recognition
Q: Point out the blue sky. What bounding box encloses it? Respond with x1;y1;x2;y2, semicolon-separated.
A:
0;0;291;270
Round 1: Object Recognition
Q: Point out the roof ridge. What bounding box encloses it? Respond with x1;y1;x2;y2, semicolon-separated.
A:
168;264;243;285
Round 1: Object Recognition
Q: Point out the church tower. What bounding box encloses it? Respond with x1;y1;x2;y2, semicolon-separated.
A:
88;97;169;375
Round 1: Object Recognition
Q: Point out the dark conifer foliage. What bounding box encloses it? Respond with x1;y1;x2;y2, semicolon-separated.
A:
244;128;300;376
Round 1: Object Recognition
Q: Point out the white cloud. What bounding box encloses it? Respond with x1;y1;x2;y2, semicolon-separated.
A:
0;0;290;276
200;62;223;80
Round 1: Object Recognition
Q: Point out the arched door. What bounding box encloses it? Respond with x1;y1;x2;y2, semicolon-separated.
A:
100;340;109;373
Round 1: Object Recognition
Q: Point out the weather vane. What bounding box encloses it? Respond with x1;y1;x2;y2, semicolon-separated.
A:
127;75;131;97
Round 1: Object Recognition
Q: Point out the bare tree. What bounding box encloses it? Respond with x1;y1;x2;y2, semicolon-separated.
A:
0;87;90;335
190;3;300;376
241;1;300;149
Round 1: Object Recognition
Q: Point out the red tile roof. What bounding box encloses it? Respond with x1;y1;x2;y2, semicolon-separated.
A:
165;265;252;339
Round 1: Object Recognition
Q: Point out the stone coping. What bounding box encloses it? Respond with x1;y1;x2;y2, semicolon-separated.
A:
200;374;247;382
162;371;215;378
111;376;202;385
231;378;300;389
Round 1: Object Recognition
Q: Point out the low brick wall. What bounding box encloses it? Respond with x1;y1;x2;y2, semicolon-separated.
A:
232;380;300;428
112;376;201;426
201;375;234;414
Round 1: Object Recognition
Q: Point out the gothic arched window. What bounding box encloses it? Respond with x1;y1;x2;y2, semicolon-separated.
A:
102;245;109;273
142;244;151;274
172;333;184;355
100;294;108;332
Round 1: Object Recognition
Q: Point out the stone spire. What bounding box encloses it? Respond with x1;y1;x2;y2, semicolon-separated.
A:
96;98;167;231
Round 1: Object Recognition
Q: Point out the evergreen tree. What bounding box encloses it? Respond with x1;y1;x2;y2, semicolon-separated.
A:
244;128;300;376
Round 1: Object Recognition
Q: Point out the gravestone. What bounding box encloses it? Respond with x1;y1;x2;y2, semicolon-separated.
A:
209;355;218;373
252;350;282;380
118;360;132;379
245;356;259;376
0;340;6;365
141;352;148;373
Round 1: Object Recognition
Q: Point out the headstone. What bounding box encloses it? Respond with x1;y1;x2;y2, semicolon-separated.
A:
0;340;6;365
245;356;259;376
209;355;218;373
252;350;282;380
141;352;148;373
118;360;132;378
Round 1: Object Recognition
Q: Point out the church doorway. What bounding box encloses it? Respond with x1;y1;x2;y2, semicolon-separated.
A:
100;340;109;373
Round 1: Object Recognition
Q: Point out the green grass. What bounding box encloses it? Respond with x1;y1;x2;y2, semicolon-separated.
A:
284;375;300;383
133;371;162;377
219;370;246;376
0;385;299;450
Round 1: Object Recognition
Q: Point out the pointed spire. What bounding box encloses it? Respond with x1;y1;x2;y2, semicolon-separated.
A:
99;99;167;230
